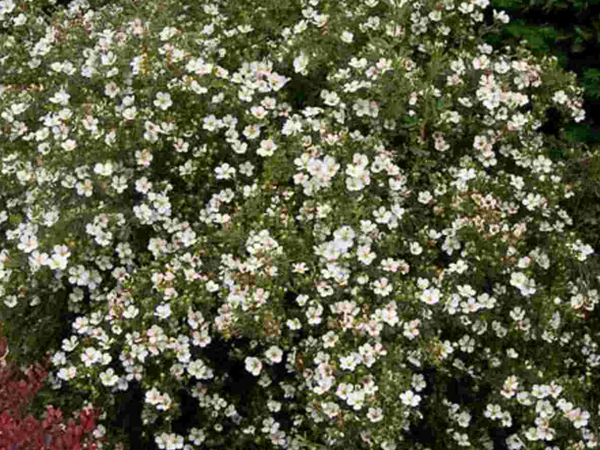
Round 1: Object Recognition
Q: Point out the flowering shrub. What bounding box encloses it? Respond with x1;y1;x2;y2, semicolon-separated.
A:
1;0;600;449
0;329;102;449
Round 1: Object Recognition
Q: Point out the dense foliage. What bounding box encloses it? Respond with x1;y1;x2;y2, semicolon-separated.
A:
484;0;600;259
1;0;600;449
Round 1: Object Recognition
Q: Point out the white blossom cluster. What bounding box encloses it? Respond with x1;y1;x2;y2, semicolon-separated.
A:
0;0;598;449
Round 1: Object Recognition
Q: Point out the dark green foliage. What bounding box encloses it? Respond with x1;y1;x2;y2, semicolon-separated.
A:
487;0;600;148
484;0;600;265
110;381;160;449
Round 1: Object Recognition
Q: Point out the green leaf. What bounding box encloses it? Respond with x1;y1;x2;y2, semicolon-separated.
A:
564;123;600;144
8;214;22;225
492;0;524;10
543;0;560;10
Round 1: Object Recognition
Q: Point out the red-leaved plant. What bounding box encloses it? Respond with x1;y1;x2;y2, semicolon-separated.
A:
0;333;104;450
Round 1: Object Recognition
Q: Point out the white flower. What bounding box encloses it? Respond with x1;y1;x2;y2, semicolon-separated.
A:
493;9;510;24
322;402;340;419
456;411;471;427
336;383;353;400
286;318;302;330
48;253;69;271
93;162;114;176
571;239;594;261
18;234;38;253
100;368;119;387
454;432;470;446
0;0;16;15
75;180;94;197
346;176;365;191
357;245;376;265
188;359;213;379
321;90;341;107
159;26;178;41
367;407;383;422
155;303;172;319
49;88;70;105
243;124;261;140
349;57;368;69
403;320;421;340
104;82;120;98
293;52;309;75
135;177;152;194
569;409;590;429
265;346;283;364
245;356;263;376
334;226;355;242
428;10;442;21
306;303;323;325
400;389;421;407
484;403;503;420
57;366;77;381
123;106;138;120
111;175;128;193
418;191;433;204
340;30;354;43
155;432;184;450
3;296;17;308
510;272;527;290
189;428;206;445
322;331;339;348
339;354;357;371
372;277;393;296
257;139;277;157
412;374;427;391
81;347;101;367
420;288;441;305
215;163;236;180
157;393;173;411
154;92;173;110
410;242;423;255
145;387;163;405
347;391;366;411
